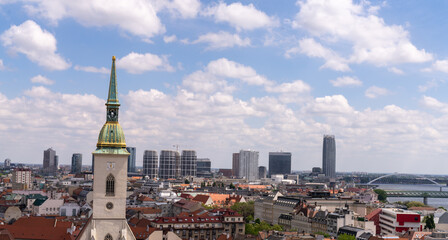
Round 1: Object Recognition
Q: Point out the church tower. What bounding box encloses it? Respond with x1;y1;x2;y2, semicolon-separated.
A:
78;56;135;240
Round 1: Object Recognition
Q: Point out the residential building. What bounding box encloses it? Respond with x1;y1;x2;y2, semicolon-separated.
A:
11;168;32;189
126;146;136;173
143;150;158;179
43;148;58;175
379;208;421;235
159;150;181;179
322;135;336;178
259;166;267;179
269;152;291;176
71;153;82;174
326;208;355;237
60;202;80;216
238;150;259;181
32;198;64;215
181;150;197;177
232;153;239;177
196;158;211;177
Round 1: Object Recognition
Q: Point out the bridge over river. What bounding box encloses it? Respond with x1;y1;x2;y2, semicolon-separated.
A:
385;190;448;205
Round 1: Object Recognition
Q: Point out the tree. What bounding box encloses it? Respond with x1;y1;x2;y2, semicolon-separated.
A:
338;234;356;240
424;215;436;230
184;179;190;184
229;183;235;189
230;201;254;220
405;201;426;208
314;231;330;238
374;189;387;202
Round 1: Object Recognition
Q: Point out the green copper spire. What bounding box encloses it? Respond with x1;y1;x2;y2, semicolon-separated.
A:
106;56;120;107
94;56;129;155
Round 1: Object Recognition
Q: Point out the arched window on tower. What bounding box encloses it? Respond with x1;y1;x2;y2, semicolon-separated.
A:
106;174;115;196
104;233;113;240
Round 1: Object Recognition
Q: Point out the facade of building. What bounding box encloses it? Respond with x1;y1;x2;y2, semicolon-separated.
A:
143;150;158;179
269;152;291;176
258;166;267;179
71;153;82;174
11;168;32;189
238;150;259;181
43;148;58;175
322;135;336;178
32;198;64;216
196;158;211;177
379;208;421;235
159;150;181;179
126;146;136;173
77;56;135;240
4;158;11;169
181;150;197;177
232;153;239;177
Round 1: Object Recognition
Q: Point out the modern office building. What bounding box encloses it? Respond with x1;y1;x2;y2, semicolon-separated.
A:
269;152;291;176
196;158;211;177
43;148;58;175
4;158;11;169
181;150;197;177
159;150;181;179
71;153;82;174
258;166;267;179
232;153;240;177
322;135;336;178
126;146;136;173
238;150;259;181
143;150;158;179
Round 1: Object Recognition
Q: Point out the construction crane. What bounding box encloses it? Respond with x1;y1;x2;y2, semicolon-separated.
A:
172;144;180;152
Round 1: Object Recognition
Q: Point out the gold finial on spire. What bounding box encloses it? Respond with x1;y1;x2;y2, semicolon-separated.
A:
112;56;116;61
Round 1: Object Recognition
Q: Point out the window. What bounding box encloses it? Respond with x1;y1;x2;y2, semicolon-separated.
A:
104;233;113;240
106;174;115;196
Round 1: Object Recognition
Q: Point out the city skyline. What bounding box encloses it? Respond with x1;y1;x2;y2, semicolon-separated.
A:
2;1;448;174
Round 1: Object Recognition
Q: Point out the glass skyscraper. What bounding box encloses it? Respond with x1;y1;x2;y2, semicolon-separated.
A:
71;153;82;174
268;152;291;176
126;146;136;173
322;135;336;178
143;150;158;179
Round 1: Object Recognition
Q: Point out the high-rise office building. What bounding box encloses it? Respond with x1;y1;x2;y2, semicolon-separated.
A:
196;158;211;177
71;153;82;174
4;158;11;169
159;150;180;179
269;152;292;176
238;150;259;181
143;150;158;179
126;146;136;173
258;166;267;179
232;153;240;177
322;135;336;178
181;150;197;177
43;148;58;175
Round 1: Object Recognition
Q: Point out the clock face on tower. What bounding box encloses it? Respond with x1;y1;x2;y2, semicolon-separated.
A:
107;108;118;121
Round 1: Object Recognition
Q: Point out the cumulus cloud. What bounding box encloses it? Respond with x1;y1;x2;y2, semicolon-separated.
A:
0;20;70;70
203;2;279;31
163;35;177;43
292;0;432;68
388;67;404;75
158;0;201;18
190;31;251;50
30;75;54;85
285;38;350;72
0;59;4;70
365;86;390;98
305;95;354;114
117;52;175;74
74;65;109;74
422;59;448;73
330;76;362;87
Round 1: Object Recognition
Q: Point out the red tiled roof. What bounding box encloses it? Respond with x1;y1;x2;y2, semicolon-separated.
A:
366;208;382;220
0;216;74;240
192;194;211;204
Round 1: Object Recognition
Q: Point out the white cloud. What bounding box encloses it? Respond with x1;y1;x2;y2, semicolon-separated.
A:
191;31;250;50
117;52;174;74
0;59;4;70
286;38;350;72
159;0;201;19
365;86;390;98
30;75;54;85
74;65;109;74
0;20;70;70
388;67;404;75
163;35;177;43
421;96;448;112
330;76;362;87
293;0;432;67
203;2;279;31
305;95;354;114
423;59;448;73
24;0;165;40
206;58;272;86
266;80;311;93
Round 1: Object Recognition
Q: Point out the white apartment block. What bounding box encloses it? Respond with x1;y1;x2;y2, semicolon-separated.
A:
33;199;64;216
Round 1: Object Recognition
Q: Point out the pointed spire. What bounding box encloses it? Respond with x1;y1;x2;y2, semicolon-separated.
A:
106;56;120;106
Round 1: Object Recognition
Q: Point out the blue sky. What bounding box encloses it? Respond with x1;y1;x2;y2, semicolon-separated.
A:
1;0;448;174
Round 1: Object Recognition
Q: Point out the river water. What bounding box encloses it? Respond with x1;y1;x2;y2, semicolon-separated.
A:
376;184;448;209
